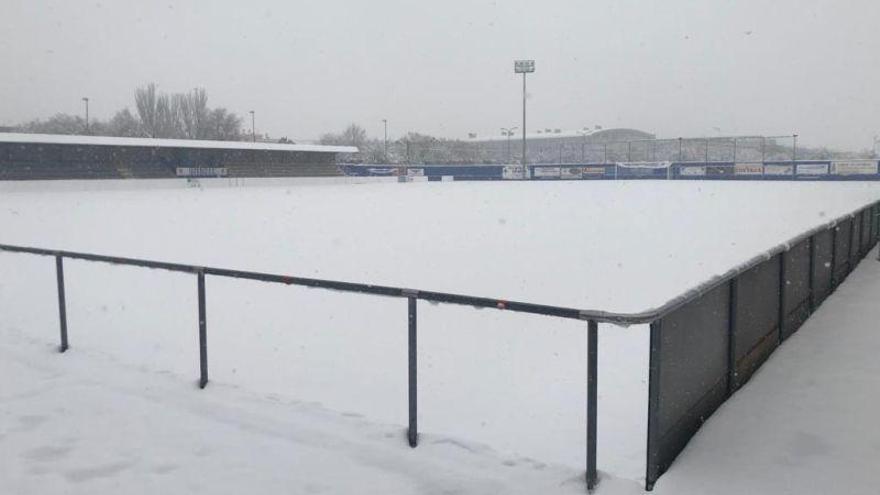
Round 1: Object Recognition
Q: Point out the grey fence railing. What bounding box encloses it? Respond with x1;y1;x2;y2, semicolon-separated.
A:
0;199;877;492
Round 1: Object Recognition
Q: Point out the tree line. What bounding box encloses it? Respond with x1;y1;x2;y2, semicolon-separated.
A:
15;83;247;141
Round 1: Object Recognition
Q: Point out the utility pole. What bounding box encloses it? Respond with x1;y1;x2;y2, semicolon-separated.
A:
82;97;89;134
382;119;388;163
249;110;255;143
514;60;535;178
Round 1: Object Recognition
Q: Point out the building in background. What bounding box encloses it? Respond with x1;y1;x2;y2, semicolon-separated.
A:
0;133;356;180
465;127;655;163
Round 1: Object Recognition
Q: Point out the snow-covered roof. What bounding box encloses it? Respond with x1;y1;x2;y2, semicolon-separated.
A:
0;133;358;154
465;127;652;143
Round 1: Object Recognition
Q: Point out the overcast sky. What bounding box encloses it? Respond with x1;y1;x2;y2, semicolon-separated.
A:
2;0;878;149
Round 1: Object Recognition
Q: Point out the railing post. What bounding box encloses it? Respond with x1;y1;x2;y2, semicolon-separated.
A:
830;224;838;288
808;235;816;312
586;319;598;491
848;216;856;270
727;277;738;394
407;296;418;447
778;251;786;343
55;255;69;352
197;270;208;389
645;319;662;491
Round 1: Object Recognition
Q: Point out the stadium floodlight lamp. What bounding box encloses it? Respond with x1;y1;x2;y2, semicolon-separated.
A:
514;60;535;172
514;60;535;73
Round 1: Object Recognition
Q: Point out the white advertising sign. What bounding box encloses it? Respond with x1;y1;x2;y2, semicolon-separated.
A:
796;163;829;175
176;167;228;177
764;164;793;176
679;166;706;176
560;167;582;179
533;167;561;178
502;165;524;179
831;161;878;175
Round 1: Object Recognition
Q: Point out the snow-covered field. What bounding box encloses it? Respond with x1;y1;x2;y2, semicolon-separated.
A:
1;179;879;493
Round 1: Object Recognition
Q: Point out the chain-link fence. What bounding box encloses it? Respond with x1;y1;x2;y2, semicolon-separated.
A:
340;134;841;165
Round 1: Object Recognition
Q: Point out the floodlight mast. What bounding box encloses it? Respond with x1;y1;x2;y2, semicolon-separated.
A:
514;60;535;179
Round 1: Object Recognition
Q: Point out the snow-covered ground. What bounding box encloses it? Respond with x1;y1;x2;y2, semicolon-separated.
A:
1;179;879;493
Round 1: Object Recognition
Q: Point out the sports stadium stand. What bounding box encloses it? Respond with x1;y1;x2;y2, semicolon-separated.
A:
0;133;357;180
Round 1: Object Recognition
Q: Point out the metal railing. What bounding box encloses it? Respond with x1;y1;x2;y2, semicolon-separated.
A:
0;199;877;492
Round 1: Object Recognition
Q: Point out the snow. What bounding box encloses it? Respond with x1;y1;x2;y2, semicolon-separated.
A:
0;132;357;154
0;329;594;495
1;179;879;493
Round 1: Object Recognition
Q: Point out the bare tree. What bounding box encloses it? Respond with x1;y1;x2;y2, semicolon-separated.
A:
154;92;182;138
19;114;86;135
179;88;208;139
106;108;142;137
205;108;242;141
134;83;160;137
319;123;367;148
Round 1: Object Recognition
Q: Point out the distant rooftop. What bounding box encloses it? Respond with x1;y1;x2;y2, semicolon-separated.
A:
0;133;358;154
465;127;653;142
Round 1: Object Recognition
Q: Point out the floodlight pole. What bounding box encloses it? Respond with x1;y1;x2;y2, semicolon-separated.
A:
515;59;534;178
522;72;527;174
249;110;256;143
382;119;388;163
82;97;89;134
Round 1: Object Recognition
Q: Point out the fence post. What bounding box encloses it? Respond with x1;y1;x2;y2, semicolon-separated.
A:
55;255;69;353
848;216;856;275
860;210;866;256
645;319;662;491
808;235;816;312
830;225;838;288
778;251;786;343
407;296;418;447
727;277;738;394
586;319;598;491
197;270;208;389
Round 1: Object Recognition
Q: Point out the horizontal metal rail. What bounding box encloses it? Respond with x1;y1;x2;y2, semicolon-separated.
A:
0;201;873;327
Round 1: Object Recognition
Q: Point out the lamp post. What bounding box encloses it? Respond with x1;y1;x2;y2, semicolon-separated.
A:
249;110;255;143
382;119;388;163
514;60;535;178
501;126;518;163
792;133;798;162
82;97;89;134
